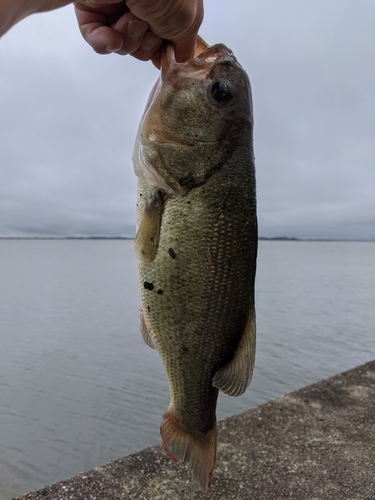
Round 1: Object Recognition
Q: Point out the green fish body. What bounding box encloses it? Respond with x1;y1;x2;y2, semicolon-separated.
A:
133;38;257;491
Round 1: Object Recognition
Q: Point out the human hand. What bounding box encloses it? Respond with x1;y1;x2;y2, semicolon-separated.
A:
74;1;161;60
74;0;204;66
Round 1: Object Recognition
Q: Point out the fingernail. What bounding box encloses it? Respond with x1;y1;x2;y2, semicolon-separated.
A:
127;20;148;39
105;46;121;53
142;33;161;51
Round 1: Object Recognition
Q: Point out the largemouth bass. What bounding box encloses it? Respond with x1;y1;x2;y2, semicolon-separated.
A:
133;37;257;491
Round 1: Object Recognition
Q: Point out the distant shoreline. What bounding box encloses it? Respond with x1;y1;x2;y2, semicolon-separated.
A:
258;237;375;242
0;236;135;240
0;236;374;242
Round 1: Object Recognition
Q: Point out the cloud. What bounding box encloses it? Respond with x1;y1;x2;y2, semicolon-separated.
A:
0;0;374;239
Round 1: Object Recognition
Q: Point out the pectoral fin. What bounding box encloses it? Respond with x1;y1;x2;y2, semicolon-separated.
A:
212;308;256;397
134;190;163;263
140;309;156;349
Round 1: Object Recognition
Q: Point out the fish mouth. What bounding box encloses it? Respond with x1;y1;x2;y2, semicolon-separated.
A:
161;36;234;81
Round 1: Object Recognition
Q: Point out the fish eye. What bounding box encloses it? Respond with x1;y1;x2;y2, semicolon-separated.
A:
210;81;233;104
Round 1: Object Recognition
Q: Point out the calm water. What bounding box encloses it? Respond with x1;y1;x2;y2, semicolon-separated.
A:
0;240;374;499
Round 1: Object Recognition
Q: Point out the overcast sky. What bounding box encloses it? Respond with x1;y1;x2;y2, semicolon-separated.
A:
0;0;374;239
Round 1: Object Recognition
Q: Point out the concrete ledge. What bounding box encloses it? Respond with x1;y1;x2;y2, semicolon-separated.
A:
14;360;375;500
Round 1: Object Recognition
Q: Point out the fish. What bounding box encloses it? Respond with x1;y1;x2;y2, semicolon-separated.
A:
132;37;257;491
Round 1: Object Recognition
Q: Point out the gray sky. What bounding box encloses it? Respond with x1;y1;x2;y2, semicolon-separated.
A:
0;0;374;239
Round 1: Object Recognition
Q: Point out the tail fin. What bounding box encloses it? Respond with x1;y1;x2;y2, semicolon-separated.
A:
160;409;217;492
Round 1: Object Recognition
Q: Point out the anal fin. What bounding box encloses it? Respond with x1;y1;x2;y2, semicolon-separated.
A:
134;189;163;263
212;308;256;397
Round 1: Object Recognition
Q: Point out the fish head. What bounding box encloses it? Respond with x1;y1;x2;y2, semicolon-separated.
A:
133;37;253;195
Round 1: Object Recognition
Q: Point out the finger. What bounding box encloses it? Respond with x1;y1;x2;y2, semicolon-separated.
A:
75;4;124;53
76;0;124;6
74;1;127;15
112;12;149;56
172;32;198;63
151;48;162;69
170;1;204;63
130;31;163;62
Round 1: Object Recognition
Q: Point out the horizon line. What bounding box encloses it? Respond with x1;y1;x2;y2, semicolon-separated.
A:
0;236;374;242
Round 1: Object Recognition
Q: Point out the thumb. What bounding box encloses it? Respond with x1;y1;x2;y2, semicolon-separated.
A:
172;32;198;63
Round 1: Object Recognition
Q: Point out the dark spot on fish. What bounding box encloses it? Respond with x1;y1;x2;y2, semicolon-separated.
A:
182;345;189;353
147;306;151;312
157;289;164;295
168;248;176;259
178;174;195;188
187;201;191;204
144;282;154;291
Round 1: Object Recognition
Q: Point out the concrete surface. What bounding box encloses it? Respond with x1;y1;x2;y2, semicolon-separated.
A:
13;360;375;500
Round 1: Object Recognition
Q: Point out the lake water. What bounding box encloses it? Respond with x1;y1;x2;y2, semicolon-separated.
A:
0;239;374;499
